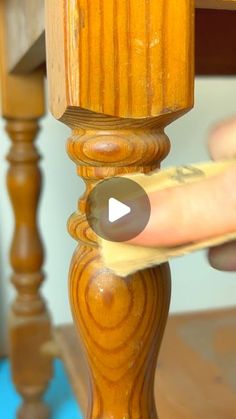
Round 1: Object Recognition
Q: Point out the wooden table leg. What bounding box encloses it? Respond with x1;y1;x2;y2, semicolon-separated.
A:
46;0;194;416
66;130;172;417
0;4;53;418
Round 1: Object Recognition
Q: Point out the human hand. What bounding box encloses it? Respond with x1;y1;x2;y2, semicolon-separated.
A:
131;118;236;271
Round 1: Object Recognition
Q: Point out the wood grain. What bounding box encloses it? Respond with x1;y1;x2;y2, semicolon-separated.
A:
4;0;235;74
46;0;194;121
69;246;171;417
0;2;53;418
46;0;194;416
66;128;172;418
55;309;236;418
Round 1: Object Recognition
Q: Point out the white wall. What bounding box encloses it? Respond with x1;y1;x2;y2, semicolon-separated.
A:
1;77;236;351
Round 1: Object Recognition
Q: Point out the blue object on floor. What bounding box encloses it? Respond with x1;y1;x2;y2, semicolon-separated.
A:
0;359;83;419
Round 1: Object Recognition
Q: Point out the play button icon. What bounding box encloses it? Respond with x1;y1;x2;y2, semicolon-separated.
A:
108;198;131;223
86;176;151;242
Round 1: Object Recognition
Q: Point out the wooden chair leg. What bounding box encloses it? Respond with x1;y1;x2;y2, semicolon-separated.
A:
0;4;53;417
46;0;194;416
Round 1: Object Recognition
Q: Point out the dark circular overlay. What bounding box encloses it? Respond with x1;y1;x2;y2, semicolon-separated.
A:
86;177;151;242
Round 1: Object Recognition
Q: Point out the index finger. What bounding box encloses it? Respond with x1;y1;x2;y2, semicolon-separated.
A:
130;166;236;247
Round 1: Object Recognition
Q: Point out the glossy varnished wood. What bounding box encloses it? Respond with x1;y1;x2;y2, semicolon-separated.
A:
1;0;235;418
46;1;194;417
55;309;236;418
65;127;172;419
6;118;53;419
46;0;194;121
0;2;53;418
5;121;53;419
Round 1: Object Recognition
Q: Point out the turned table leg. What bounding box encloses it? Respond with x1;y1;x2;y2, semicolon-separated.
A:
46;0;194;416
5;117;53;419
0;3;53;418
66;127;172;417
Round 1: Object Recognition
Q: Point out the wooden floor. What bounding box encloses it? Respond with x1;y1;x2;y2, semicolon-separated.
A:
55;308;236;418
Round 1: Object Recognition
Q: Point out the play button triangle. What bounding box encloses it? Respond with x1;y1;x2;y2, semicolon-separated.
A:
108;197;131;223
86;177;151;242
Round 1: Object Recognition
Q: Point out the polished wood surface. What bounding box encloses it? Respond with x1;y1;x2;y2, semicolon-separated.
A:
46;0;194;121
1;0;236;418
6;118;53;419
56;309;236;418
0;2;53;418
46;0;194;417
